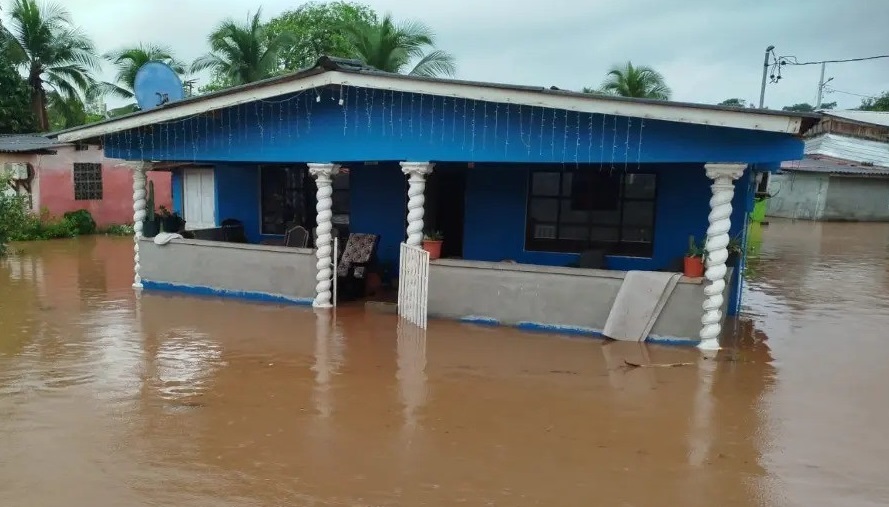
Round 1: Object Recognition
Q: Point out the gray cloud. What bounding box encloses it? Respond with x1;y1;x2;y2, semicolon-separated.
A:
6;0;888;109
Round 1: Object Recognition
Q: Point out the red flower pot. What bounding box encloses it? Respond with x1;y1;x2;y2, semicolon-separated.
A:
683;256;704;277
422;240;443;260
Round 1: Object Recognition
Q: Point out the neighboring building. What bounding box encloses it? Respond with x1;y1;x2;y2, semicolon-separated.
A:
0;134;171;226
769;110;889;221
49;56;815;346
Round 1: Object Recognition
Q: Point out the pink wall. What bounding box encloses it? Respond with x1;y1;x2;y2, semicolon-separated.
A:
4;146;172;227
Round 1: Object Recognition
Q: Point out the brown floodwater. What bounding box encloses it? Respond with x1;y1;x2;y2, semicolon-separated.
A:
0;220;887;506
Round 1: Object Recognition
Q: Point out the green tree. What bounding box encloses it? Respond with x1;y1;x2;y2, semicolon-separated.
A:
592;62;671;100
718;98;749;108
343;14;455;77
0;51;36;133
859;91;889;111
2;0;99;131
191;8;290;86
101;43;185;99
266;1;378;72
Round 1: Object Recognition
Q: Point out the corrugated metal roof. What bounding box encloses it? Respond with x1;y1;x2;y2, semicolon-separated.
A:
805;133;889;167
825;110;889;128
780;156;889;176
0;134;62;153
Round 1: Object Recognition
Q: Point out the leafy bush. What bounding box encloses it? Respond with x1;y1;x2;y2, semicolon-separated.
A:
101;223;134;236
63;209;97;235
0;178;81;254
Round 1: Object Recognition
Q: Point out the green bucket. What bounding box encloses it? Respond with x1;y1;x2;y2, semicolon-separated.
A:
751;198;767;223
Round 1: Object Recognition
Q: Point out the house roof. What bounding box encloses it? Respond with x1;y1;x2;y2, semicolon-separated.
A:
823;110;889;128
0;134;62;153
805;133;889;167
51;56;820;144
780;155;889;177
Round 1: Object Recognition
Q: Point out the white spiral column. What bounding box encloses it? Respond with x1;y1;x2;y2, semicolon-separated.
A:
309;163;340;308
698;163;745;351
400;162;434;247
129;161;150;289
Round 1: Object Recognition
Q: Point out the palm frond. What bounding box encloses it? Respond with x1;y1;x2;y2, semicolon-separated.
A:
409;49;455;77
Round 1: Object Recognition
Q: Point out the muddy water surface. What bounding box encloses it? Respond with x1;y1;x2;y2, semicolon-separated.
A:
0;222;887;506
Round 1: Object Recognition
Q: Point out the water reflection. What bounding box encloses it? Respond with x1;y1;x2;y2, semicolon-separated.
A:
311;308;344;419
396;319;428;435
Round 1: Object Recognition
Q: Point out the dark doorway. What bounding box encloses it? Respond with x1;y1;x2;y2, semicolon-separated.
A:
425;166;467;258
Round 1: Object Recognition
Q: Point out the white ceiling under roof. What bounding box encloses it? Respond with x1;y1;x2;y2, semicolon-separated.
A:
824;110;889;128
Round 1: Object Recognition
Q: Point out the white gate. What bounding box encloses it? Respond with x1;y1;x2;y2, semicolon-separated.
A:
398;242;430;328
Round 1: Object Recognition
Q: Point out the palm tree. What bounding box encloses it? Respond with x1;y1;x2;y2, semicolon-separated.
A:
344;14;455;77
101;44;185;99
2;0;99;131
593;62;671;100
191;8;289;86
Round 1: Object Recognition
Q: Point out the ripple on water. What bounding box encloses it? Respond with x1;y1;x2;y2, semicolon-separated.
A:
155;329;224;402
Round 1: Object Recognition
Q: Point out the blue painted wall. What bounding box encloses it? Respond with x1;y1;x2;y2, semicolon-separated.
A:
349;163;406;274
215;164;261;242
171;170;183;215
105;86;803;166
463;164;717;269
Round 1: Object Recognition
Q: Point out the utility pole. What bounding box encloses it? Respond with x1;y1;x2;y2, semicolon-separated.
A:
759;45;774;108
814;62;833;109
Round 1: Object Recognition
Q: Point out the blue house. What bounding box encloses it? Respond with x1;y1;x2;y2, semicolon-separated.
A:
52;57;816;347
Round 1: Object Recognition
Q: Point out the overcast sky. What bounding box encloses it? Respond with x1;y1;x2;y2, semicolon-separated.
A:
6;0;888;109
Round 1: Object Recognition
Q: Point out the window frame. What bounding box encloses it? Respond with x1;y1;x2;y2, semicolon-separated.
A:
524;168;658;257
259;164;312;236
73;162;103;201
258;165;350;236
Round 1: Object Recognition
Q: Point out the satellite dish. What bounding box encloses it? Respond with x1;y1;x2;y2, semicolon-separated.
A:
133;61;185;111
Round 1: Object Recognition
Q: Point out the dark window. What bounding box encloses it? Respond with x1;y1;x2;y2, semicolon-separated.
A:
259;166;351;236
260;165;313;235
331;169;350;233
526;169;656;256
73;163;103;200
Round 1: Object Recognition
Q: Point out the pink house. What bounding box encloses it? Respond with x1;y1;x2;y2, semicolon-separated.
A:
1;134;171;227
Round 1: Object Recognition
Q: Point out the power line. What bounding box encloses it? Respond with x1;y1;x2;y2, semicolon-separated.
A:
785;54;889;66
824;87;881;99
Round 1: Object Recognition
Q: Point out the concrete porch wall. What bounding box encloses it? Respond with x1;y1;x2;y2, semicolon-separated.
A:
427;259;733;342
139;238;316;303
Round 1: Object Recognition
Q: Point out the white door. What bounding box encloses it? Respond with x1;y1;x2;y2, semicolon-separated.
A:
183;168;216;230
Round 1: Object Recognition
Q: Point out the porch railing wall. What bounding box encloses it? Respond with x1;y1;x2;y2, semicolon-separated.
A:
398;242;430;328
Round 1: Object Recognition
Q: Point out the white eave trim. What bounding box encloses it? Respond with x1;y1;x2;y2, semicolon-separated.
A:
57;70;805;143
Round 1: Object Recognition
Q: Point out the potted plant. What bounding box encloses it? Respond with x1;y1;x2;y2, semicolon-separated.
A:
684;235;705;277
727;234;743;267
141;181;160;238
422;230;444;260
158;206;185;233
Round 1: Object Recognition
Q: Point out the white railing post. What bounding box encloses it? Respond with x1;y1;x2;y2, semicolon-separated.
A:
332;236;338;307
699;163;745;351
128;161;150;289
308;163;340;308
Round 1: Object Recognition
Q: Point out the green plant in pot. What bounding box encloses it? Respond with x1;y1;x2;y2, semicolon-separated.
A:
422;229;444;260
684;235;705;277
727;233;743;267
141;180;160;238
157;206;185;233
